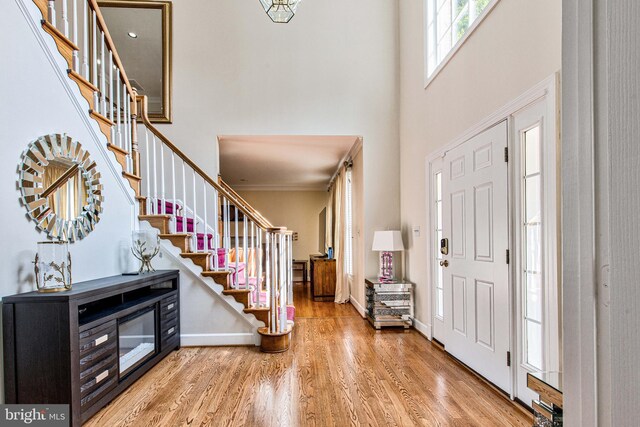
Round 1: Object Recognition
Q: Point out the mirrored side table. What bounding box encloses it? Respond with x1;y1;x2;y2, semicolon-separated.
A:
365;278;413;329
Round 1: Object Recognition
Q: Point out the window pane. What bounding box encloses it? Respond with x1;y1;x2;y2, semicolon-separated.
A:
454;8;469;41
525;224;541;272
525;272;542;322
437;1;451;39
475;0;491;17
436;201;443;229
427;24;435;57
436;229;443;260
454;0;468;16
435;172;442;200
525;126;541;175
526;320;543;370
525;175;541;223
426;0;436;25
437;30;452;63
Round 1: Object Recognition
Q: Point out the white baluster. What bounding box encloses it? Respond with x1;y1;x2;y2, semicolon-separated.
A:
47;0;56;25
203;182;208;253
257;228;263;306
100;33;106;115
243;215;248;290
160;140;165;214
152;135;158;214
145;128;151;214
266;231;272;329
224;198;229;271
272;233;278;333
250;221;255;305
72;0;78;70
125;91;131;171
116;69;121;148
171;152;176;233
192;170;197;252
181;160;187;242
82;0;88;79
234;206;239;288
288;234;293;305
91;11;98;109
108;52;113;123
61;0;69;37
213;188;219;271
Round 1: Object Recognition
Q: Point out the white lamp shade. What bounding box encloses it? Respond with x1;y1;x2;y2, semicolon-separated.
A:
372;230;404;251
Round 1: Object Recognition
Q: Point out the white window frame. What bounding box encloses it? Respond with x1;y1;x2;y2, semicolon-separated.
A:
423;0;501;88
345;167;354;276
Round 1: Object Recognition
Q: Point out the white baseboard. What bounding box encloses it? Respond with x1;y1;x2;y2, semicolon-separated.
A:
180;333;258;347
413;317;432;340
350;295;366;317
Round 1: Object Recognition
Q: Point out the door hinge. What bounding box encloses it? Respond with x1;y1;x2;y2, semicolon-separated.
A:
504;147;509;162
506;249;510;264
507;351;511;367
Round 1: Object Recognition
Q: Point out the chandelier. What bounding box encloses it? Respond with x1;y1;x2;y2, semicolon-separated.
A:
259;0;303;23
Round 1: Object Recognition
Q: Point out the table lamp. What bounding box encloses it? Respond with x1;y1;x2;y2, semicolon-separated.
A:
372;230;404;282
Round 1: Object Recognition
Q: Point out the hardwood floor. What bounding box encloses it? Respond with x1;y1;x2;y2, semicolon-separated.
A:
86;282;532;427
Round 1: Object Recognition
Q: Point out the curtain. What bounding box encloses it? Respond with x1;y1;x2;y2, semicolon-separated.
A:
333;169;350;303
325;185;334;253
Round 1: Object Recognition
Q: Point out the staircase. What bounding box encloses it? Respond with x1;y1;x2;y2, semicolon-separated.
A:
28;0;294;352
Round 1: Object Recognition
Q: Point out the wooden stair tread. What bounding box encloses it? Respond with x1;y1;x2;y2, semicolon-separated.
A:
201;270;233;277
244;307;270;313
107;143;130;156
89;109;115;126
159;233;192;238
41;20;79;51
67;69;98;92
122;171;141;181
181;252;210;257
139;214;171;219
222;289;251;295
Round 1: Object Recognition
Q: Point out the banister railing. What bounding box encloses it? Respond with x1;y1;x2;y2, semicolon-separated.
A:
136;95;293;334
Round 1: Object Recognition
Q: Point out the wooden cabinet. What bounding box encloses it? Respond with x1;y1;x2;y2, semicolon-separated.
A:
310;257;336;301
2;270;180;427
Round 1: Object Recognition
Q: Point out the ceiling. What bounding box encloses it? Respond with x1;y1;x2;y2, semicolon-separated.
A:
218;135;360;191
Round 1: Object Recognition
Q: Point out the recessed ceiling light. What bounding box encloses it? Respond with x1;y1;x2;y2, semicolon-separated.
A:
128;32;138;39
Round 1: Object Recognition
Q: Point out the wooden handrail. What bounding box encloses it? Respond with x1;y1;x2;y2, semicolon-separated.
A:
136;95;272;230
217;177;274;228
88;0;134;98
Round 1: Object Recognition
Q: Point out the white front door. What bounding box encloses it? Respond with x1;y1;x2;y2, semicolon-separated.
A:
442;120;511;392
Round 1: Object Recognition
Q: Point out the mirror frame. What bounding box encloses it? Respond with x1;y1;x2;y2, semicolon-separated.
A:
18;134;103;242
98;0;173;123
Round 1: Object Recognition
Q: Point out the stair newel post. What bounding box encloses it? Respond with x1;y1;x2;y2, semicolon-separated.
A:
91;11;98;109
47;0;56;26
213;188;219;271
234;206;239;289
125;90;131;171
71;0;78;70
268;232;275;333
99;32;106;115
225;198;231;270
82;0;88;79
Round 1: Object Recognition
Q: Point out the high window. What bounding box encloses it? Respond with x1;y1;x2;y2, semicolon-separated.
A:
425;0;495;79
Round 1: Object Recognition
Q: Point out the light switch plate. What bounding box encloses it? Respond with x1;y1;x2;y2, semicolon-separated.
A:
413;226;420;237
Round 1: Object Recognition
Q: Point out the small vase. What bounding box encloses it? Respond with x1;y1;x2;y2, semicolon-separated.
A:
34;241;72;292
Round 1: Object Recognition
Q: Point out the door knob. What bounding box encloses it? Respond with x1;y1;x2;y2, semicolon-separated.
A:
439;260;449;267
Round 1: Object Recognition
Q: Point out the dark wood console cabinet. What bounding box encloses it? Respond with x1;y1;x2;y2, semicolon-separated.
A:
310;256;336;301
2;270;180;427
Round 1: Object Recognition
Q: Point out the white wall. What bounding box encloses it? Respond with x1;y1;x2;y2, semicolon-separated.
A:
157;0;401;280
398;0;561;332
237;190;327;261
0;0;139;401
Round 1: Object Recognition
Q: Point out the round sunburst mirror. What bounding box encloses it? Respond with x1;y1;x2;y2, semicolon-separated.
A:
18;134;103;242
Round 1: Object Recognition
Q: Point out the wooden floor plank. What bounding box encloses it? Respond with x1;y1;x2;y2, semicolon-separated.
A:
86;282;532;427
